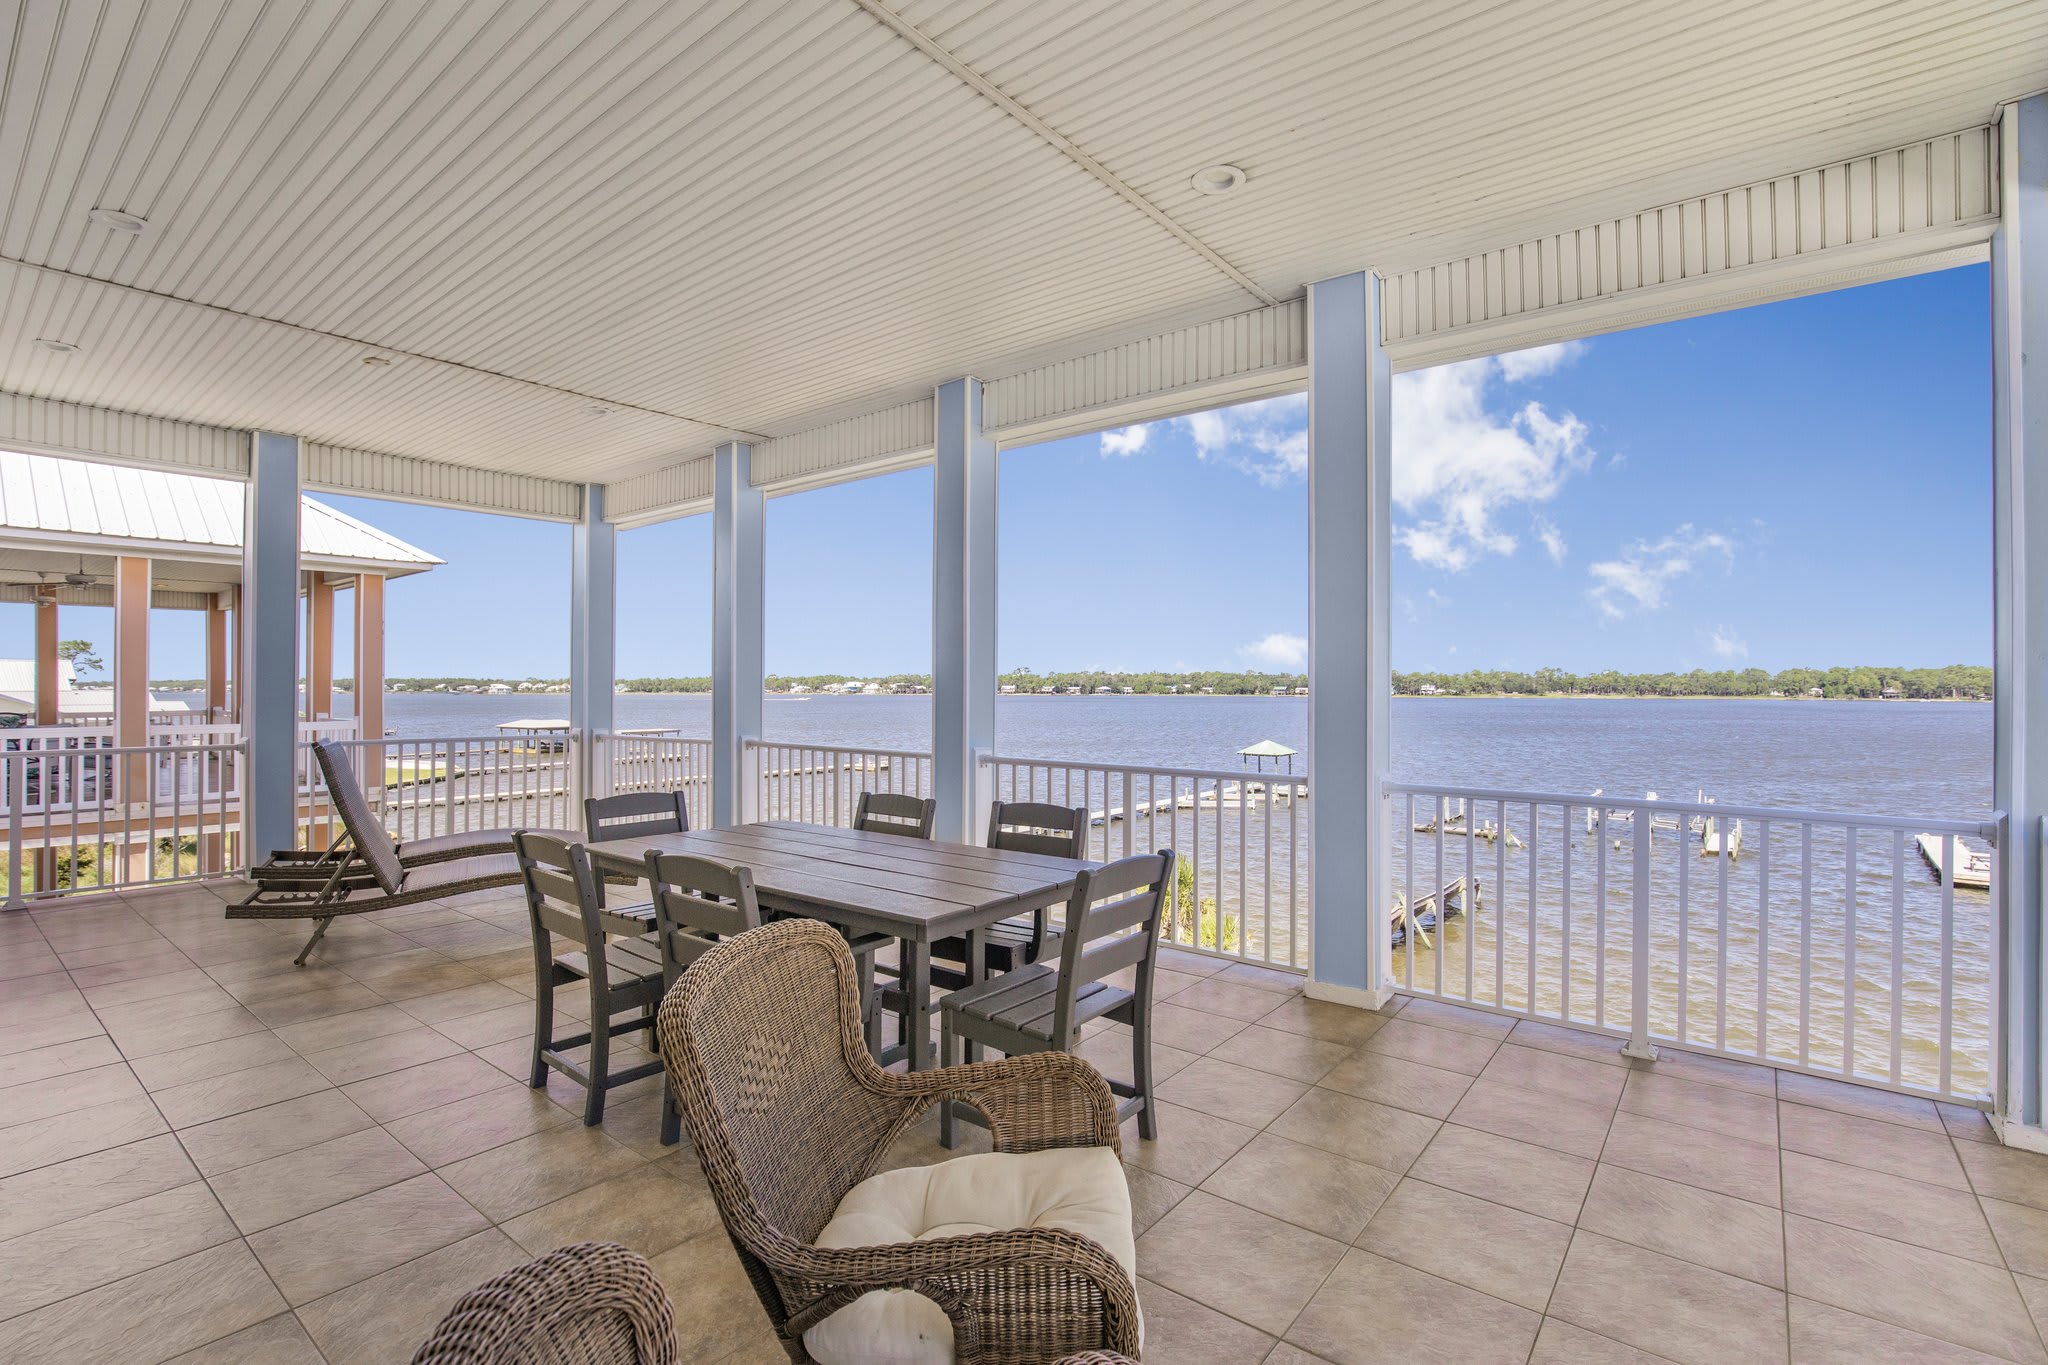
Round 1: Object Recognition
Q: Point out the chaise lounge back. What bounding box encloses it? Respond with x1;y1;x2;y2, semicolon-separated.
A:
228;738;581;964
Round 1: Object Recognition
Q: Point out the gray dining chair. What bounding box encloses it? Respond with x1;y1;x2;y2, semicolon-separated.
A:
930;800;1088;993
586;790;690;842
938;849;1175;1147
514;832;667;1126
851;791;936;839
642;849;762;1145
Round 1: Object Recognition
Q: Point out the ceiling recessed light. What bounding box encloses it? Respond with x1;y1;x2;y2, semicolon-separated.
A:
586;404;616;417
1191;163;1247;195
360;355;393;368
87;207;150;234
32;338;80;354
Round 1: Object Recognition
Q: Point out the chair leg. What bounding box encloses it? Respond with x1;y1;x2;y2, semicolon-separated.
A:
584;1006;609;1127
1133;1003;1157;1141
939;1015;958;1149
659;1077;681;1147
530;982;554;1090
292;916;335;967
864;975;885;1060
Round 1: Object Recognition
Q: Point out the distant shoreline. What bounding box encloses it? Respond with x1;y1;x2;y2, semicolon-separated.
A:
142;686;1990;704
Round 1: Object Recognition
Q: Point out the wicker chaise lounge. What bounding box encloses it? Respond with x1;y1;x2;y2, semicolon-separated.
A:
658;917;1143;1364
229;738;580;965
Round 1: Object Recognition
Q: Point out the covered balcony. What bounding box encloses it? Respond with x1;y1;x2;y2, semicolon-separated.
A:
2;1;2047;1362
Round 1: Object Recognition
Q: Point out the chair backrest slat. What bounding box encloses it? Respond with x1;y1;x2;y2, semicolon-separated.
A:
585;790;690;843
986;800;1087;859
851;791;936;839
1052;850;1174;1043
312;739;406;893
644;851;761;981
1073;930;1149;983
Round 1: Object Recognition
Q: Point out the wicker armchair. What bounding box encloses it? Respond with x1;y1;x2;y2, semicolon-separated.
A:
657;917;1142;1364
411;1240;676;1364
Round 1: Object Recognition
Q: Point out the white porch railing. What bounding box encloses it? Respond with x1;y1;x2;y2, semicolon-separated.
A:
592;732;714;816
301;732;578;844
747;739;933;827
1;732;246;902
1384;781;1999;1105
983;754;1309;971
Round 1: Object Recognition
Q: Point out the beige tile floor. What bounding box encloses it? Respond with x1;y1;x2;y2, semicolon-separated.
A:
4;881;2048;1363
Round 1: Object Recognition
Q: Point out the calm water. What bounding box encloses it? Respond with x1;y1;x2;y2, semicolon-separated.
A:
313;690;1991;821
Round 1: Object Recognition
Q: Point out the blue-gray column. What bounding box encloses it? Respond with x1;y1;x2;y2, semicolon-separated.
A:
711;443;763;827
242;432;302;858
1994;94;2048;1137
570;483;616;802
1306;272;1393;1007
932;378;997;844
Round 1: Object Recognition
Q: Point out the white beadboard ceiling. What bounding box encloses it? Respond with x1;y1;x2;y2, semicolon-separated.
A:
0;0;2040;496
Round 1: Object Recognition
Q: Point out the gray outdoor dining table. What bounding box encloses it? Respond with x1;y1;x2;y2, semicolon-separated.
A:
583;819;1098;1070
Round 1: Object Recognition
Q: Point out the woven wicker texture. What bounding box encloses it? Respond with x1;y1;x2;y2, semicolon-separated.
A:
657;917;1142;1363
410;1240;677;1364
1051;1355;1141;1364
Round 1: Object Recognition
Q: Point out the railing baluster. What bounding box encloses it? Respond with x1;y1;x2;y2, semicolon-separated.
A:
1757;820;1771;1062
1800;822;1814;1067
1594;809;1608;1030
1891;827;1906;1085
1844;826;1858;1078
1940;831;1958;1098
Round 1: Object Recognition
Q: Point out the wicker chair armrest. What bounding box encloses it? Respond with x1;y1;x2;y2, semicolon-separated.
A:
870;1050;1121;1155
775;1225;1141;1357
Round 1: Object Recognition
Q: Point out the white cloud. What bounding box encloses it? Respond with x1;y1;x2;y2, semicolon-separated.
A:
1708;625;1748;659
1392;356;1594;570
1497;340;1586;382
1099;423;1150;457
1588;524;1736;619
1177;394;1307;485
1533;516;1567;565
1240;632;1308;670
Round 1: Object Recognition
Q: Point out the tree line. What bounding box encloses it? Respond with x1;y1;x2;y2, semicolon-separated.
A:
1393;665;1990;699
143;665;1992;699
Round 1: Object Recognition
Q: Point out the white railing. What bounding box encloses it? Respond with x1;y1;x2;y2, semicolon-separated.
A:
302;732;578;845
593;732;715;823
1383;781;1999;1105
748;740;934;827
983;754;1309;972
1;735;246;902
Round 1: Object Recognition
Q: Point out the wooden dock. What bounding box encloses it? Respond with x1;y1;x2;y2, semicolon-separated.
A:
1917;833;1991;890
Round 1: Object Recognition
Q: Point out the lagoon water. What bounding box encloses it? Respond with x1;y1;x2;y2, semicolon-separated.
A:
334;690;1990;822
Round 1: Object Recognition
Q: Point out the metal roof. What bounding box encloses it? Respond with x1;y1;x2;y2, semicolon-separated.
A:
1239;740;1299;759
0;451;440;575
0;1;2037;496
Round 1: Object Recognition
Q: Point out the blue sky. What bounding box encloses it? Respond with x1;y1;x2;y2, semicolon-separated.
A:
3;266;1991;679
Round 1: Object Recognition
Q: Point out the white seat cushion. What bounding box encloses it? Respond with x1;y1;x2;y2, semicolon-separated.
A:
801;1145;1137;1365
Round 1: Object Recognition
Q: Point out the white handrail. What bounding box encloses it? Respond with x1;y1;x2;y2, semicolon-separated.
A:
1383;779;1997;1105
985;752;1307;787
1382;779;1996;837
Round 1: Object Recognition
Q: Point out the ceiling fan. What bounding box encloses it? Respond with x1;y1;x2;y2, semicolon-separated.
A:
0;561;105;594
